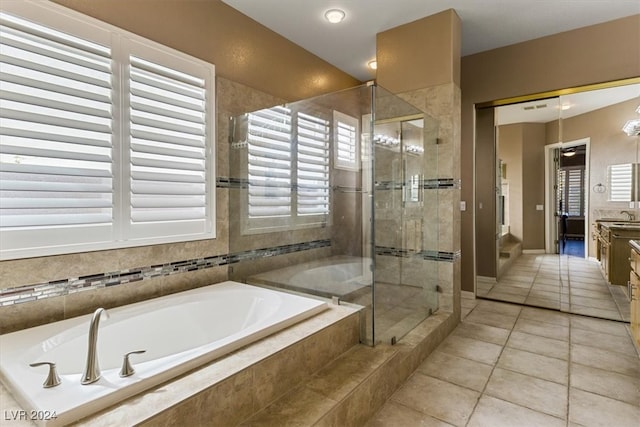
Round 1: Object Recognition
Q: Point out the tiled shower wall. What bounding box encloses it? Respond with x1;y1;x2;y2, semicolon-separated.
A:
395;82;462;316
0;80;461;334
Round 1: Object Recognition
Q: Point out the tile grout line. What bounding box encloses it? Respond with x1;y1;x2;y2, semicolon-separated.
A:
524;259;544;305
463;304;524;427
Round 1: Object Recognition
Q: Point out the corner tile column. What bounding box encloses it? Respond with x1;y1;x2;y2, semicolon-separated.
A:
376;9;462;319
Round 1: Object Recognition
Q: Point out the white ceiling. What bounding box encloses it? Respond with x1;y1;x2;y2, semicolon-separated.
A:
496;84;640;125
221;0;640;81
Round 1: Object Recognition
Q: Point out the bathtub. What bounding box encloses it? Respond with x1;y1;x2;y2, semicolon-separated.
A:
0;281;327;426
246;255;373;299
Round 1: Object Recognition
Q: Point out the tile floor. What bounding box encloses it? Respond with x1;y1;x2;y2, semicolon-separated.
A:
367;296;640;427
477;254;629;322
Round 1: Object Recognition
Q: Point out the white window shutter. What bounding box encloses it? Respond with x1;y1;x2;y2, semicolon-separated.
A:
609;163;633;202
127;50;211;239
0;2;215;259
333;110;359;171
247;106;292;218
296;112;329;216
0;11;114;254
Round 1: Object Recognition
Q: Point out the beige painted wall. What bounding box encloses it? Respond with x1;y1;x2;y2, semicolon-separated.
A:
461;15;640;291
521;123;546;250
498;125;524;242
53;0;360;101
498;123;552;251
377;9;461;93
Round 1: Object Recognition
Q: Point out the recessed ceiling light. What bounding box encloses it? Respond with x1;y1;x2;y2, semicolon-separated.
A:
324;9;345;24
367;59;377;70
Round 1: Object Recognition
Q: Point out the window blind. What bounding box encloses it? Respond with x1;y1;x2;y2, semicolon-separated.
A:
129;55;208;229
247;106;292;218
609;163;633;202
296;112;329;216
0;12;113;233
566;168;584;216
333;111;359;171
0;2;215;259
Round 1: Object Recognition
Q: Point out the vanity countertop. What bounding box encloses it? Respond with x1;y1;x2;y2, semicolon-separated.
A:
597;220;640;231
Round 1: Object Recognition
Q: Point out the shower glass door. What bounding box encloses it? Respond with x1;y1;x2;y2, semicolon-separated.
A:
372;86;439;344
227;83;438;346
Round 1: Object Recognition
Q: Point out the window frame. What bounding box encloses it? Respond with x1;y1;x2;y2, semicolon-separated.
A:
0;0;216;260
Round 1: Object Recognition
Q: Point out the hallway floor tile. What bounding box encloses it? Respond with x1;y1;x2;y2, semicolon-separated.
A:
367;298;640;427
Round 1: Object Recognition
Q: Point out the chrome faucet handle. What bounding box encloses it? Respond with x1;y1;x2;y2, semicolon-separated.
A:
30;362;61;388
119;350;146;377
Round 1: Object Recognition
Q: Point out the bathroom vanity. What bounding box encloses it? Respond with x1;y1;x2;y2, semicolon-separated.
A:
594;220;640;286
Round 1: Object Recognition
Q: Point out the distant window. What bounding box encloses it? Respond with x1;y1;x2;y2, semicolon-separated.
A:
333;111;359;171
557;167;584;216
0;1;215;260
608;163;634;202
245;106;330;232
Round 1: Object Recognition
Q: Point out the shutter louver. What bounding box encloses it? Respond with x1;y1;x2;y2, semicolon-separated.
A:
0;3;215;260
609;164;633;202
247;106;292;218
296;112;329;216
0;13;113;230
333;111;359;171
129;56;208;227
567;169;583;216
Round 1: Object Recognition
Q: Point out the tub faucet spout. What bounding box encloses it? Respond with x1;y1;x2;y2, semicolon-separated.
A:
81;308;108;385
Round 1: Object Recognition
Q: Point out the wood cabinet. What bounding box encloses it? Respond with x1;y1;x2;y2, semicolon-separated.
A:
596;223;640;286
629;243;640;349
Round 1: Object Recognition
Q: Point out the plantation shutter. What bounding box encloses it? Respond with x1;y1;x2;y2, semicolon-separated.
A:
609;163;633;202
128;51;210;238
296;112;330;216
0;1;215;260
333;111;359;171
556;169;565;212
0;11;114;250
247;106;292;218
566;168;584;216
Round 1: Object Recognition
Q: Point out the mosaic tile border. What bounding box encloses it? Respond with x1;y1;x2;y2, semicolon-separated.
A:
376;246;461;262
219;177;461;191
0;239;331;307
375;178;461;190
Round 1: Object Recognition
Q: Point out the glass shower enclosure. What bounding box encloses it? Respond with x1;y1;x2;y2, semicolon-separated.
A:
228;83;439;345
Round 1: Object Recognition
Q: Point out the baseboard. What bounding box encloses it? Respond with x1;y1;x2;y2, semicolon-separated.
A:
461;290;475;299
477;275;497;283
522;249;546;254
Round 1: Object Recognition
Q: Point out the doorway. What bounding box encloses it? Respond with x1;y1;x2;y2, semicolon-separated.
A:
545;138;590;259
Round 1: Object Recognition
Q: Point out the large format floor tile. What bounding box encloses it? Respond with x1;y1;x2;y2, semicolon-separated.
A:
369;297;640;427
478;253;627;321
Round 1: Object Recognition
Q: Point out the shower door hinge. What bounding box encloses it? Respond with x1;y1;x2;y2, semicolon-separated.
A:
436;285;442;293
436;138;442;145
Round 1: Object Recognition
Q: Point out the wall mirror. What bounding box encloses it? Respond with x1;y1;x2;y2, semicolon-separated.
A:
475;78;640;322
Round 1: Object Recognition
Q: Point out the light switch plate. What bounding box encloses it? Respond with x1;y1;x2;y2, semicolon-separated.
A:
536;204;544;211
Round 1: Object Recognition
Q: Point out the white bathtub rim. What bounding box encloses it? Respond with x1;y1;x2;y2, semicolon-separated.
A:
0;281;328;426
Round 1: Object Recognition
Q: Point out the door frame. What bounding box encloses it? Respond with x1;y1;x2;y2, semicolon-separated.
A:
544;137;590;256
